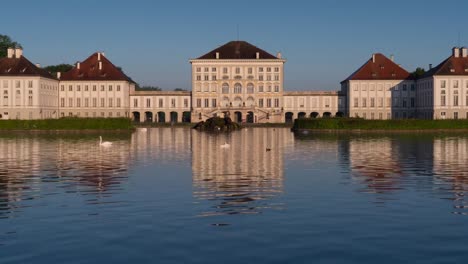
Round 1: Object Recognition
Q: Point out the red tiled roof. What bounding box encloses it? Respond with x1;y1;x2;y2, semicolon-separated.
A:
0;55;56;79
196;41;278;60
342;53;412;82
60;52;135;83
422;53;468;78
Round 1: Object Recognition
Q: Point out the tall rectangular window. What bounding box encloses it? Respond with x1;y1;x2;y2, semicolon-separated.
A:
109;98;113;107
117;98;121;107
133;98;138;107
28;81;33;88
93;98;97;107
212;99;217;107
204;99;209;107
85;98;89;107
267;99;272;107
274;98;279;107
77;98;81;107
146;98;151;107
259;99;264;107
171;98;176;107
184;99;188;107
196;99;201;107
159;99;163;107
354;98;358;107
100;98;105;107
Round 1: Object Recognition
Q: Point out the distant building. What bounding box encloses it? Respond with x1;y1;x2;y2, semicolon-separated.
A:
341;53;416;119
58;52;136;118
0;48;59;120
418;47;468;119
189;41;286;123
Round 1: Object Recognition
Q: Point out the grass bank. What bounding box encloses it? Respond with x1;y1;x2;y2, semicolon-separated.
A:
0;117;134;130
292;118;468;131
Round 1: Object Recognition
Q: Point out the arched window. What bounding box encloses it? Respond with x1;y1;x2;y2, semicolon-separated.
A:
247;83;254;93
234;83;242;94
222;83;229;94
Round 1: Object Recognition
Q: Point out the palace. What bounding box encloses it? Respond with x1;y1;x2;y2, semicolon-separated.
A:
1;42;468;122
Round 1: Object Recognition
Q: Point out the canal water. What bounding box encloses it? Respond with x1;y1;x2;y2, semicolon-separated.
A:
1;128;468;263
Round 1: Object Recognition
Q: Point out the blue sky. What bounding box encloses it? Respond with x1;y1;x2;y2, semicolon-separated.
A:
2;0;467;90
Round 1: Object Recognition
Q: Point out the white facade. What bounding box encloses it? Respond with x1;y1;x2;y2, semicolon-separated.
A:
130;91;191;122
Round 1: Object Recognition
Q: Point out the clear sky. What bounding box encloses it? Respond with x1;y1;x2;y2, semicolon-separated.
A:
2;0;467;90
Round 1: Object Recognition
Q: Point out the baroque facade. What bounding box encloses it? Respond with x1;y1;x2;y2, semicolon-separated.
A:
1;43;468;122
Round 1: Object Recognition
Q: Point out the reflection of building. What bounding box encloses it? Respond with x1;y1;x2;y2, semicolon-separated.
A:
191;128;289;216
347;139;403;194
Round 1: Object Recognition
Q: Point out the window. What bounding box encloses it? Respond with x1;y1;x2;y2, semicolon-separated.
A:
204;67;209;72
259;67;263;72
100;98;105;107
196;99;201;107
117;85;121;91
454;112;459;119
223;68;228;74
259;85;264;92
274;67;279;72
15;81;20;88
378;98;383;107
267;99;272;107
117;98;121;107
353;85;358;91
85;85;89;91
109;85;113;91
259;75;264;81
204;75;209;81
184;99;188;107
77;98;81;107
100;85;105;91
235;68;240;74
441;80;446;88
212;75;216;81
362;98;367;107
248;68;252;74
259;99;264;107
267;76;272;81
196;67;201;72
267;67;271;72
325;98;330;108
274;75;279;81
77;85;81;91
274;98;279;107
454;90;459;106
93;85;97;91
196;75;201;81
222;83;229;94
93;98;97;107
234;83;242;94
247;83;254;93
109;98;113;107
354;98;358;107
159;99;164;107
85;98;89;107
69;85;72;91
212;99;217;107
267;85;272;92
411;97;415;108
411;84;415;91
454;80;459;88
69;98;73;107
441;90;446;106
60;98;65;107
171;98;176;107
370;98;375;107
212;67;216;72
403;84;407;91
133;98;138;107
28;81;33;88
402;99;407;108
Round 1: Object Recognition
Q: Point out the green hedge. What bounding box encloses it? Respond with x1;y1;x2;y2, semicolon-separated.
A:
0;117;134;130
293;118;468;130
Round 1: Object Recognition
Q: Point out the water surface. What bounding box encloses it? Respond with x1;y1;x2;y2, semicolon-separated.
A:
1;128;468;263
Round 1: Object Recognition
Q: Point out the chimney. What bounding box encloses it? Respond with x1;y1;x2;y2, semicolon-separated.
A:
35;63;41;68
77;62;80;69
462;47;468;58
390;54;394;62
372;54;376;63
277;52;282;59
97;52;101;60
7;48;14;58
14;48;23;58
453;47;460;57
57;72;61;79
256;52;260;59
429;64;433;70
99;61;102;70
216;52;219;59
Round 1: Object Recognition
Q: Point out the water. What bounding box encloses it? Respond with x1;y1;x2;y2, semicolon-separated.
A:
1;128;468;263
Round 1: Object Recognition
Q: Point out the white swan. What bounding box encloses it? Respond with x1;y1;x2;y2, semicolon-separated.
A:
220;142;230;148
99;136;112;147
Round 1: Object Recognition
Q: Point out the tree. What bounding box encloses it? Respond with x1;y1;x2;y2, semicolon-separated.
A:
0;34;22;58
411;67;426;79
135;84;162;91
174;88;187;91
43;64;74;75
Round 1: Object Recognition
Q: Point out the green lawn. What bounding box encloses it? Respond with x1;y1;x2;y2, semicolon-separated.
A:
0;117;134;130
293;118;468;130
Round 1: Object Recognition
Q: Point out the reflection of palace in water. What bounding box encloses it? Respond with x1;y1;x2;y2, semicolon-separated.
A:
191;128;294;216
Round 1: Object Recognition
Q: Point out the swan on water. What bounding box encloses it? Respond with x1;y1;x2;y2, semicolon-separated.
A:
99;136;113;147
